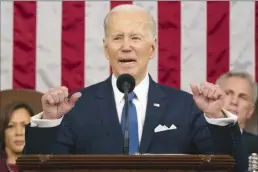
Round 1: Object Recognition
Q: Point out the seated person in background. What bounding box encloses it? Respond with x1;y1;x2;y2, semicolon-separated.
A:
23;4;247;172
0;102;34;172
216;71;258;154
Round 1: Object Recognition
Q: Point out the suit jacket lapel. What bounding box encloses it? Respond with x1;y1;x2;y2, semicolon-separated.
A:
139;76;167;153
95;76;124;153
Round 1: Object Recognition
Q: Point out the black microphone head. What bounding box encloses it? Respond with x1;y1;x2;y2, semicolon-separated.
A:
116;74;135;93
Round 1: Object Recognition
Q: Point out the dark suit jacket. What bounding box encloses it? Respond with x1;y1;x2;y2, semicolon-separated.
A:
242;130;258;154
23;75;248;172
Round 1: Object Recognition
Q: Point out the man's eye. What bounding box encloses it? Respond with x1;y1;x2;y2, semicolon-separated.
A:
240;95;248;100
113;37;121;40
132;37;140;40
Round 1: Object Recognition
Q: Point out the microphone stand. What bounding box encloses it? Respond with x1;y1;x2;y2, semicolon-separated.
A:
123;82;130;155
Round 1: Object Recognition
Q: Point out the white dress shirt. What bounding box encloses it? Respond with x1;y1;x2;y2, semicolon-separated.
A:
112;73;149;143
31;73;238;143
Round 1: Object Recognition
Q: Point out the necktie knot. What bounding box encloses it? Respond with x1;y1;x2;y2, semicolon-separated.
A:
128;92;136;102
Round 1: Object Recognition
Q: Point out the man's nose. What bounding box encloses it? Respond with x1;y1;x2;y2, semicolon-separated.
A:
230;95;239;106
121;38;132;52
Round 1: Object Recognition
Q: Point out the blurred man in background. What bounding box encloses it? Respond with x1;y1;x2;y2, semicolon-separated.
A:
216;71;258;154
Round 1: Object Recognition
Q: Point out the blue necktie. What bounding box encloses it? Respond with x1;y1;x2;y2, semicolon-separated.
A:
121;92;139;154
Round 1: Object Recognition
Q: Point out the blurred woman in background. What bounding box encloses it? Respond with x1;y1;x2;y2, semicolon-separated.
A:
0;102;34;172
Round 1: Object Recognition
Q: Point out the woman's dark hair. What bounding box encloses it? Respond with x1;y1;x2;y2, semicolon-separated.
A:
0;102;34;154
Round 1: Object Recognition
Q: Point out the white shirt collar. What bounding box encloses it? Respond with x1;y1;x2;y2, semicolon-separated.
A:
111;73;149;103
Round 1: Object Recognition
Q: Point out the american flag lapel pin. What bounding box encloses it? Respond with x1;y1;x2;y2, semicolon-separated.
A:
153;103;160;107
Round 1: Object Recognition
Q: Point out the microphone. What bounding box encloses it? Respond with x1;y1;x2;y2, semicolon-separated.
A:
116;74;136;154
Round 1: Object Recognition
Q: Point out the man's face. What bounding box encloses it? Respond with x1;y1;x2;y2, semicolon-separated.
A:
219;76;255;128
103;10;156;84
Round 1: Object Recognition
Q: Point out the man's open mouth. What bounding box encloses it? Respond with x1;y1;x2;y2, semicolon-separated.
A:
119;59;136;65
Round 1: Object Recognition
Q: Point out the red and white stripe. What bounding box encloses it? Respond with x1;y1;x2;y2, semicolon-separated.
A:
1;0;257;94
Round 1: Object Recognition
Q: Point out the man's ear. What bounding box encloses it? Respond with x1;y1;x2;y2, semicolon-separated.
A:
103;38;109;60
247;103;255;119
149;38;157;59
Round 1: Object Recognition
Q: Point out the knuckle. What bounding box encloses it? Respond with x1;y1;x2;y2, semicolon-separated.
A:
50;92;57;97
61;86;67;90
56;90;62;95
51;95;58;102
61;86;68;93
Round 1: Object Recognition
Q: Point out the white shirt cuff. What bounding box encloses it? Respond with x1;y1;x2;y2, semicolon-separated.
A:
30;112;63;128
204;109;238;126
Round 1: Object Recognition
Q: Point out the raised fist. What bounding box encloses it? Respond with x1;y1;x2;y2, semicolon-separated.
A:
41;86;81;119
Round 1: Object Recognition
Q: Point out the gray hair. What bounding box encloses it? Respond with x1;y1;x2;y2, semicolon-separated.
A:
216;71;258;103
103;4;156;39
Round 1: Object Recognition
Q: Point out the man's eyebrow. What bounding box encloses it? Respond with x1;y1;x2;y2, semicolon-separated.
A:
110;32;145;38
239;92;249;98
111;33;124;37
131;33;143;36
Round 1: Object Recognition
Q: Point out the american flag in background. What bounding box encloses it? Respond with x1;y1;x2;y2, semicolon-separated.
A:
1;0;258;94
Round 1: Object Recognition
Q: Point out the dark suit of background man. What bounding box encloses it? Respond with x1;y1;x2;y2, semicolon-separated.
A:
216;71;258;155
23;4;247;172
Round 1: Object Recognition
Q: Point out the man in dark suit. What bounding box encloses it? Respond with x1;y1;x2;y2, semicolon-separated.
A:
216;71;258;154
23;4;247;172
242;131;258;154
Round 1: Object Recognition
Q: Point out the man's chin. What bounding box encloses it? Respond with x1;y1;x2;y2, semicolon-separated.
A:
117;70;136;78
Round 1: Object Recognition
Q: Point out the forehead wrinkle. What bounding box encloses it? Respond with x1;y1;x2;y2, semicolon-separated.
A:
107;27;153;41
105;11;155;39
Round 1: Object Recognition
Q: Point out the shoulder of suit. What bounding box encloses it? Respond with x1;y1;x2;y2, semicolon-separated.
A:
75;79;195;102
155;82;193;99
243;130;258;138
